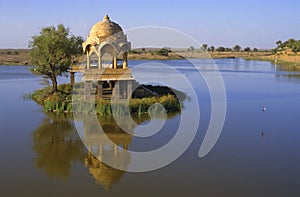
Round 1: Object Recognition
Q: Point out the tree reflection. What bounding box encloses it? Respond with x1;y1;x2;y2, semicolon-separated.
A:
32;113;85;180
31;113;131;190
275;65;300;83
275;64;300;72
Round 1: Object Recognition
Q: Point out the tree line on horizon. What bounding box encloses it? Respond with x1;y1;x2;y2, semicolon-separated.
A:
187;44;258;53
274;38;300;53
187;38;300;53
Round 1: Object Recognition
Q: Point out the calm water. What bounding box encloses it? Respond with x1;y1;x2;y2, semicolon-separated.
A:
0;59;300;197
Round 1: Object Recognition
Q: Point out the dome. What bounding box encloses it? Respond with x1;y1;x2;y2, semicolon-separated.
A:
89;15;123;40
82;15;131;55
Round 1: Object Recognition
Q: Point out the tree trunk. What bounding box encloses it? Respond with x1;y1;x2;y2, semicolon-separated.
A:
51;77;58;92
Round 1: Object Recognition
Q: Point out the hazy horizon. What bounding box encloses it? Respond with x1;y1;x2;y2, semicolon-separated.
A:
0;0;299;49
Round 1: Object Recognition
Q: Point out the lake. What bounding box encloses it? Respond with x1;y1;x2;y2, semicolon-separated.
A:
0;59;300;197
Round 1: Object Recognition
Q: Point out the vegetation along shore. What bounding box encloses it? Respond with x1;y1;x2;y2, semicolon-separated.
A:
28;83;185;116
1;38;299;67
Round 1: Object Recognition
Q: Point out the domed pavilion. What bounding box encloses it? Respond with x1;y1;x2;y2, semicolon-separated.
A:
71;15;135;100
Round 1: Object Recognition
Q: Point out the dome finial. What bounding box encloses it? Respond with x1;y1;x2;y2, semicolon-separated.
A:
103;15;110;21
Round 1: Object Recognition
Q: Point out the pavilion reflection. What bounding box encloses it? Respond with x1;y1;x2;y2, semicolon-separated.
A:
31;113;153;190
32;111;180;190
85;153;125;190
82;115;136;190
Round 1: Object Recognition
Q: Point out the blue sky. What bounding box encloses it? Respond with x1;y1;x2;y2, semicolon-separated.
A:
0;0;299;49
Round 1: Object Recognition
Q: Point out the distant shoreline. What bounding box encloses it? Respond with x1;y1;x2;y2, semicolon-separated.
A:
0;49;30;66
0;49;299;67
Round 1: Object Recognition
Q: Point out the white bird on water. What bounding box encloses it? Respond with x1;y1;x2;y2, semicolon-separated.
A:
262;107;267;112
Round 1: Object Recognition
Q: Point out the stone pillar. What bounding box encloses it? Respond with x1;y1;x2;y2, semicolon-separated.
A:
114;144;118;157
98;145;102;160
84;81;92;100
127;80;132;99
96;81;103;99
109;81;112;90
123;52;128;69
123;81;127;98
70;72;75;86
98;53;102;69
113;56;117;69
87;53;90;69
114;82;120;98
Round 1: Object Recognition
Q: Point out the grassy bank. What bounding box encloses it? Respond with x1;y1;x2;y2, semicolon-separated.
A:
245;56;300;68
244;50;300;68
2;48;299;67
30;83;183;116
129;50;273;60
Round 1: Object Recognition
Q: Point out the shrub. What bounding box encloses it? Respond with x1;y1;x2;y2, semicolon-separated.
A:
233;45;241;52
216;47;225;52
155;48;169;56
244;47;251;52
129;50;140;54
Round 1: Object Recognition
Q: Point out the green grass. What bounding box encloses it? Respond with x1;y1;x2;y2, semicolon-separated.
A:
30;83;183;116
244;56;300;67
30;84;73;112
